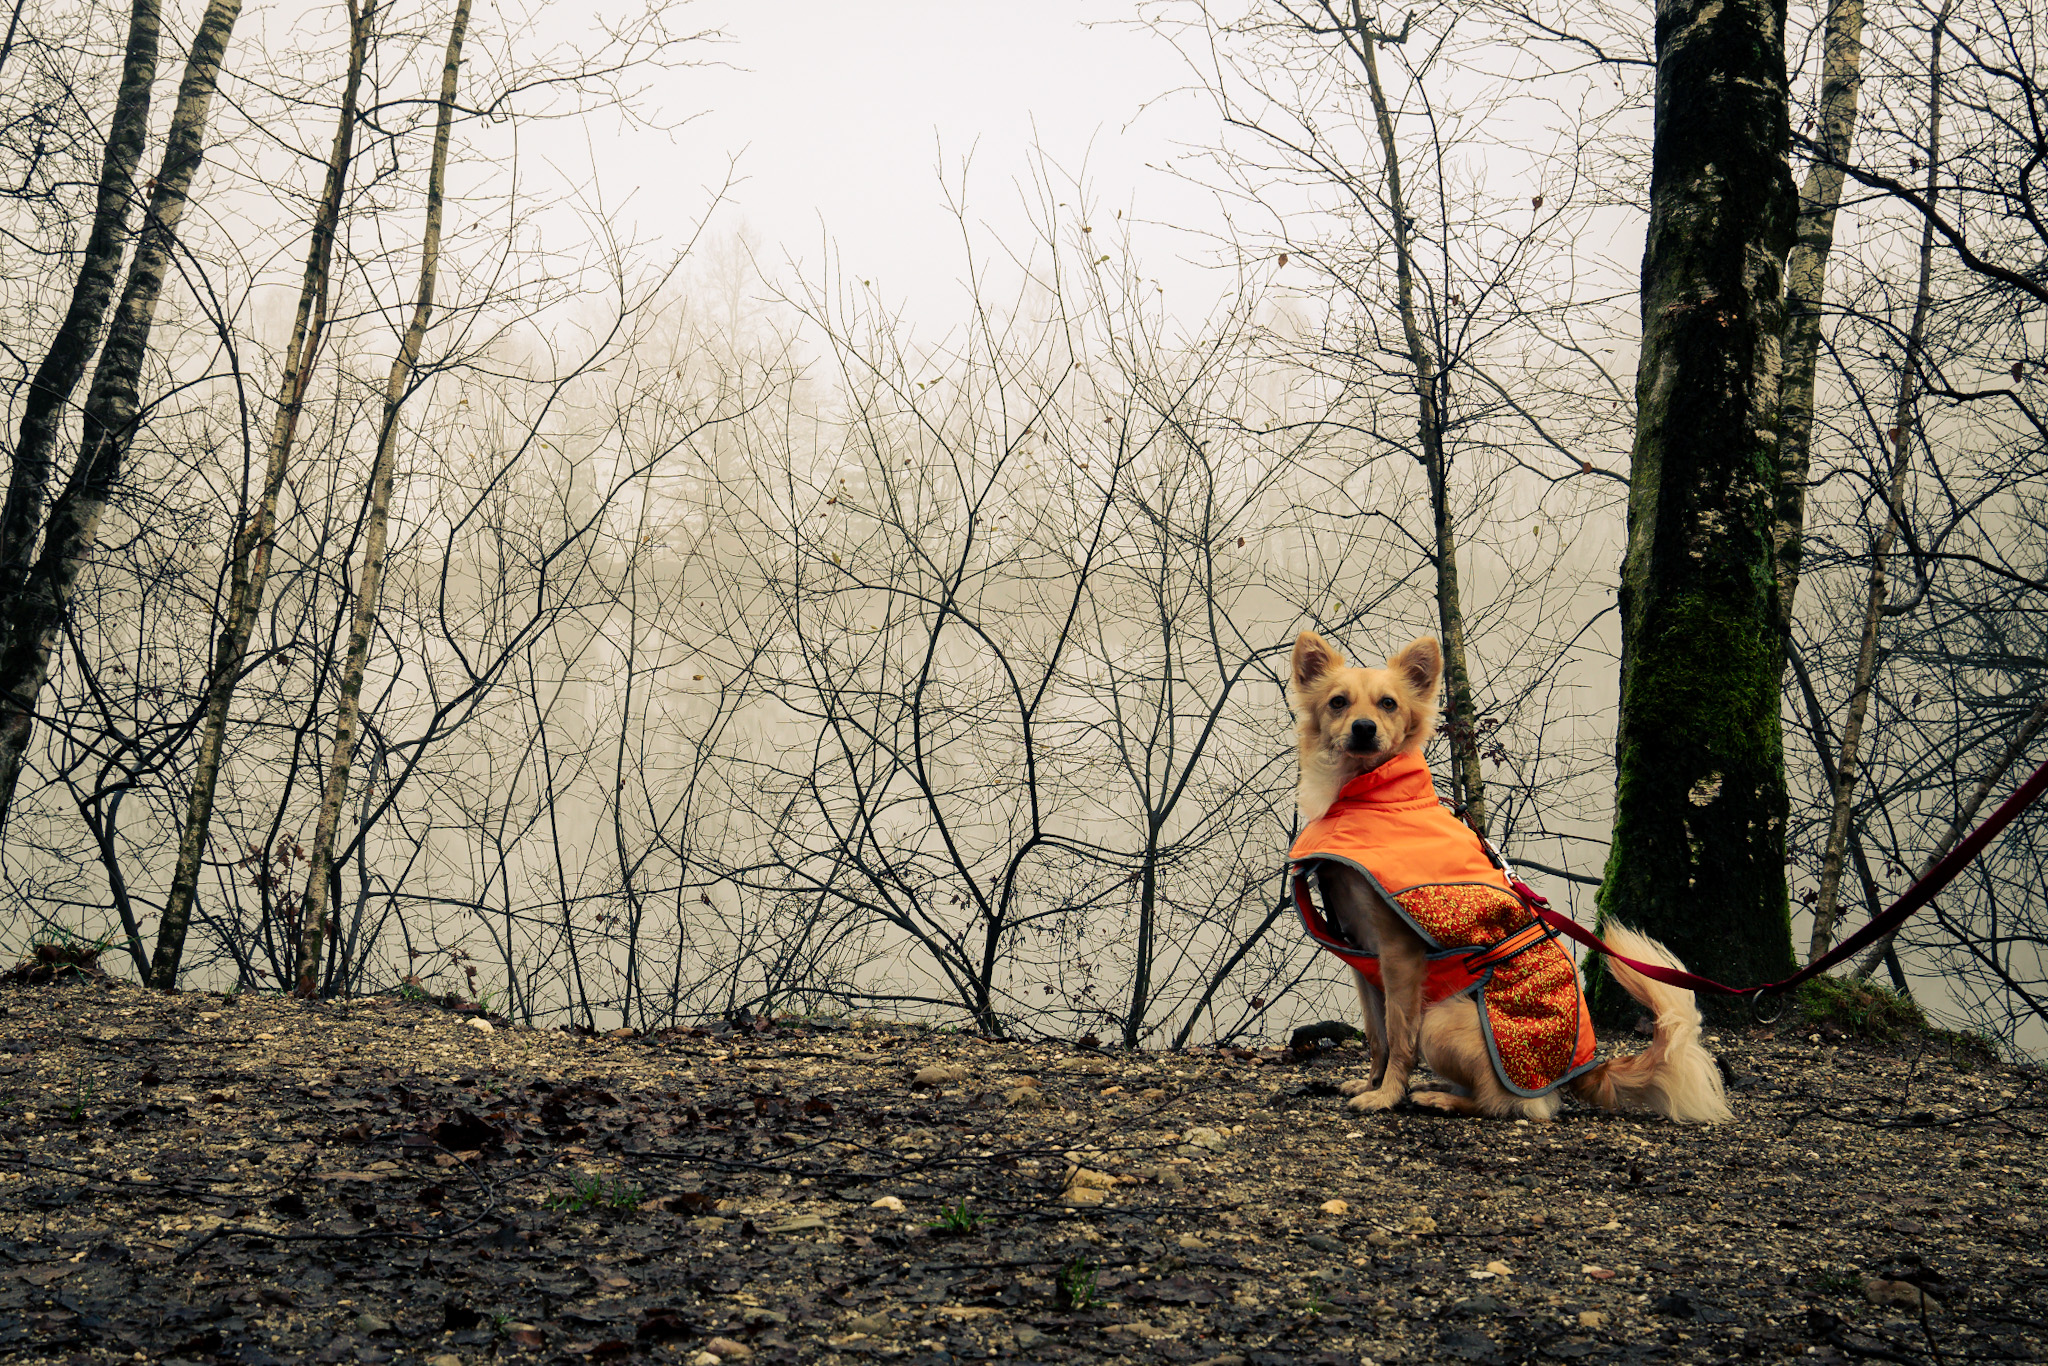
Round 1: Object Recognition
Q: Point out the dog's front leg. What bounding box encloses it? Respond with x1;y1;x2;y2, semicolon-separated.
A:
1341;970;1389;1094
1346;937;1425;1112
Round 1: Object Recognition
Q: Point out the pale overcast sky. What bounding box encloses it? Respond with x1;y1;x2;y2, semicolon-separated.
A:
617;0;1229;327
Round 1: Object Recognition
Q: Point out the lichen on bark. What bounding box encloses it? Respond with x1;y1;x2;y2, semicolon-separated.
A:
1596;0;1801;1013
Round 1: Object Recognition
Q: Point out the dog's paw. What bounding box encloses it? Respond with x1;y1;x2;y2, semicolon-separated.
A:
1408;1090;1473;1115
1338;1077;1377;1097
1346;1086;1403;1112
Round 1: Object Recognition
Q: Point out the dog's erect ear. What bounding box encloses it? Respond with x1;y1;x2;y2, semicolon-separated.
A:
1291;632;1345;695
1389;636;1443;699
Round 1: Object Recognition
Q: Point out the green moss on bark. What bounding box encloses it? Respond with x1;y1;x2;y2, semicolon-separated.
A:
1597;0;1800;1017
1595;589;1795;1017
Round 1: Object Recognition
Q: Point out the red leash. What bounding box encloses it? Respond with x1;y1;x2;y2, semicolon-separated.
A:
1509;757;2048;998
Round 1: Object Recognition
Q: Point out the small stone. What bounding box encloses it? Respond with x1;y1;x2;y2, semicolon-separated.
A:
1578;1311;1607;1329
1181;1126;1229;1151
354;1313;392;1334
1005;1086;1048;1109
1061;1185;1107;1207
761;1214;828;1234
689;1216;727;1234
1304;1233;1345;1254
1110;1321;1174;1339
1320;1199;1349;1216
1401;1214;1437;1236
426;1356;463;1366
1864;1277;1941;1312
1139;1087;1168;1100
1065;1167;1117;1191
1178;1232;1207;1250
869;1195;905;1212
690;1354;721;1366
913;1063;968;1087
1157;1166;1186;1189
845;1312;894;1335
1486;1260;1513;1276
1013;1327;1049;1349
465;1016;493;1033
1583;1265;1616;1281
1192;1356;1248;1366
705;1337;754;1360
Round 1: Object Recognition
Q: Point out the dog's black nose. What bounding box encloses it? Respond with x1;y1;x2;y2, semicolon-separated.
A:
1349;717;1377;750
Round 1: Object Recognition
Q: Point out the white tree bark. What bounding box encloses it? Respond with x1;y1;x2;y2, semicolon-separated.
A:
1806;13;1947;961
151;0;378;988
295;0;472;996
0;0;244;824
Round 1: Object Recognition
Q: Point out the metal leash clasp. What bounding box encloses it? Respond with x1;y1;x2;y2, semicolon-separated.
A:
1452;801;1551;913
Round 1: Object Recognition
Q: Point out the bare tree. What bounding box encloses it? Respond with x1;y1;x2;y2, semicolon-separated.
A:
1805;5;1950;961
292;0;470;996
1777;0;1874;632
0;0;244;825
150;0;377;988
1595;0;1801;1000
0;0;160;644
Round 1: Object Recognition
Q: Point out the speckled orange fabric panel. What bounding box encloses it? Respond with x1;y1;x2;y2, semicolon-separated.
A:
1397;883;1586;1093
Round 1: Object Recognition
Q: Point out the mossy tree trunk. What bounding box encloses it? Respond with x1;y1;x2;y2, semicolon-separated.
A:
1596;0;1799;1005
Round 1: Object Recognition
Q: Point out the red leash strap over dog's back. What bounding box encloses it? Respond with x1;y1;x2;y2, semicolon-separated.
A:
1524;757;2048;997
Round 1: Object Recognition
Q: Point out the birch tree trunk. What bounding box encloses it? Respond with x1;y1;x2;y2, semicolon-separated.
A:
149;0;377;989
0;0;160;614
0;0;243;825
1595;0;1799;1002
294;0;471;998
1774;0;1867;632
1805;12;1948;962
1344;3;1489;830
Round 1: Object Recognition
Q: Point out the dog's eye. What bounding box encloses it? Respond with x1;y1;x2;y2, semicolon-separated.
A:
1328;695;1349;710
1377;696;1398;712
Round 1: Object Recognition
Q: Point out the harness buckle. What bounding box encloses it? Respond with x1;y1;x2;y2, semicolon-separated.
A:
1462;918;1565;976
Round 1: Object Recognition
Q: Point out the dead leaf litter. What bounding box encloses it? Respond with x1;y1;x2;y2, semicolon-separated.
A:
0;979;2043;1366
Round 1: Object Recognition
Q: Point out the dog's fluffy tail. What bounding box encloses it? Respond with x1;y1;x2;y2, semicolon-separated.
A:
1567;924;1732;1124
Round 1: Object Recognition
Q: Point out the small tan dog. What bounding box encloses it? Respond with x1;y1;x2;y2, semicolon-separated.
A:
1289;631;1730;1123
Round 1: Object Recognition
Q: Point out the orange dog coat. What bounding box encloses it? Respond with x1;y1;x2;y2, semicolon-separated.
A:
1289;752;1597;1096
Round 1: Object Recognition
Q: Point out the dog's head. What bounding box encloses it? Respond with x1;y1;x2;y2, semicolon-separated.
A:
1289;631;1443;820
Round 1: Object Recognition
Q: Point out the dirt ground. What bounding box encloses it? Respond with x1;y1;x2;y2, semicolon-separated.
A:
1;974;2043;1366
